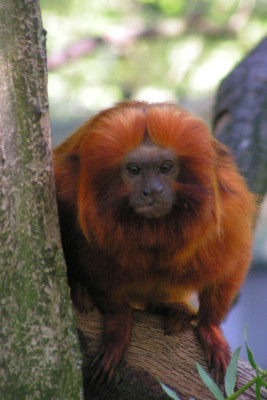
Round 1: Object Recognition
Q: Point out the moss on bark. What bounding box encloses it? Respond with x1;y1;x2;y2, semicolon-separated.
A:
0;1;82;398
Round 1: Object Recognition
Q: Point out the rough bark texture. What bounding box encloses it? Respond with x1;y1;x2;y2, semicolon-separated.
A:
213;36;267;197
0;1;82;398
77;309;260;400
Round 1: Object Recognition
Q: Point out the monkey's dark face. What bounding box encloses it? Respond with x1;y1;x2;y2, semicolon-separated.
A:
121;143;179;218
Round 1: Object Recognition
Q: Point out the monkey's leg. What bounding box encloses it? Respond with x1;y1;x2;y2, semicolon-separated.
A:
197;279;240;383
91;303;133;386
69;281;93;314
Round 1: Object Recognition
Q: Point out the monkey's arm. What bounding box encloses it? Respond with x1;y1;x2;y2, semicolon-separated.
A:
197;259;249;382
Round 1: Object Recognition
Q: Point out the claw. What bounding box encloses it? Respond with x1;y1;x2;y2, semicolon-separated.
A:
207;354;213;373
90;353;115;391
91;351;102;368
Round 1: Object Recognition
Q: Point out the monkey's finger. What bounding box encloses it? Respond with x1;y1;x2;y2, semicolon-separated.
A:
91;351;103;368
91;361;109;391
107;363;116;383
214;359;221;385
91;363;104;384
206;351;213;373
91;348;119;387
212;353;229;384
219;355;229;377
90;352;108;389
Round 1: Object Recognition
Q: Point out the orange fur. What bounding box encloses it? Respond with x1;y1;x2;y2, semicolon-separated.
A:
53;101;257;383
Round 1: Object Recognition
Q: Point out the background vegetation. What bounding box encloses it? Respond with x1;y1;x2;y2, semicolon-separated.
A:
40;0;267;140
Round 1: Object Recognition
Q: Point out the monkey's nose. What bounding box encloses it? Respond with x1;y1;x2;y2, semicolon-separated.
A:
143;186;164;197
142;191;154;205
142;187;164;205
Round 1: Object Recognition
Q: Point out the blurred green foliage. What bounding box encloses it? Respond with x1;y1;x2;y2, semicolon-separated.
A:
41;0;267;266
40;0;267;122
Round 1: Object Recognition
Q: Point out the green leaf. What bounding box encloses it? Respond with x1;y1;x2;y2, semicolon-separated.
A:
257;366;265;374
196;363;225;400
259;376;267;388
244;328;258;372
256;379;261;400
159;381;181;400
224;346;241;396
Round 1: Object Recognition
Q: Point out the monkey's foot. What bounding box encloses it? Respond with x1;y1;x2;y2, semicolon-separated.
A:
156;303;197;335
164;304;196;335
197;324;231;383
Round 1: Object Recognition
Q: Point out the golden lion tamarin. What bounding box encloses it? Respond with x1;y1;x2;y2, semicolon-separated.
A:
53;101;256;383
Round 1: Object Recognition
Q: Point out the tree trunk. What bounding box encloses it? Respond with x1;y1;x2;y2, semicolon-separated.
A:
0;1;82;398
213;36;267;197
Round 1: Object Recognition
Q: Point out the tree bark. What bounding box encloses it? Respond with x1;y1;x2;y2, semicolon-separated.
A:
213;36;267;197
0;1;82;398
77;309;260;400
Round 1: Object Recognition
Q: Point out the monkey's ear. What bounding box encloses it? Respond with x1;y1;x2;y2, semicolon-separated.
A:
53;152;81;205
66;153;80;174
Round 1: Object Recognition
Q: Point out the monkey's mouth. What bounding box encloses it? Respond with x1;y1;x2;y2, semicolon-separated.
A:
135;204;170;219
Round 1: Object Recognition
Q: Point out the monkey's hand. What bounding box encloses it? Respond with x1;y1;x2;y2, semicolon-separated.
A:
91;307;133;389
91;334;126;387
197;324;231;383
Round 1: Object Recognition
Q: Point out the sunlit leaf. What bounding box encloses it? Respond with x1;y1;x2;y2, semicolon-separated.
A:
159;381;181;400
158;0;183;15
224;346;241;396
136;0;155;3
256;379;261;400
257;365;265;375
196;363;225;400
259;376;267;388
244;328;258;372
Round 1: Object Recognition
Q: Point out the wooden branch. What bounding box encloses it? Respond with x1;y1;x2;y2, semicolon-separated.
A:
76;309;259;400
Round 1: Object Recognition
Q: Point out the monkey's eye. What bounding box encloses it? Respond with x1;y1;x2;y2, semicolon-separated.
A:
159;161;173;174
126;164;140;176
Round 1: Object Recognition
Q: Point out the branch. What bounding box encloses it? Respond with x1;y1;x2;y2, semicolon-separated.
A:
76;309;258;400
